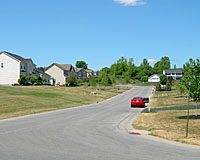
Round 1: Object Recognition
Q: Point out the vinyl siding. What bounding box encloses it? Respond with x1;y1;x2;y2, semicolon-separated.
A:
45;65;65;85
0;53;20;85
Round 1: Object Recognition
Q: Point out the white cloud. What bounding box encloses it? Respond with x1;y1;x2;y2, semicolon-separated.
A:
113;0;146;6
148;59;156;63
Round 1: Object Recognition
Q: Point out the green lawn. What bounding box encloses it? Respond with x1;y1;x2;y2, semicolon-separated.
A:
0;85;130;120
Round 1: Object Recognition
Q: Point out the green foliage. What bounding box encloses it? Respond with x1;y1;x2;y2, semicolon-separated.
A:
156;83;162;91
77;79;84;85
99;74;112;86
182;58;200;101
75;61;88;69
27;75;37;85
165;82;171;91
153;56;171;74
66;72;77;86
89;76;97;86
160;74;167;85
18;75;27;85
141;76;148;82
175;81;186;95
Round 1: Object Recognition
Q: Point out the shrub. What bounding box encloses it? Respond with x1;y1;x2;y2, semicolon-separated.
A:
89;76;97;86
165;82;171;91
18;75;27;85
66;73;77;86
160;74;167;85
156;83;162;91
27;75;37;84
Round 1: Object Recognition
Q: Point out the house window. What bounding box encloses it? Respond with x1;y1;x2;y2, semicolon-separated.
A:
1;63;3;68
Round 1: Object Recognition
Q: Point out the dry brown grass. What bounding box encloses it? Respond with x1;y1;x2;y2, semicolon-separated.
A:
149;89;196;108
133;88;200;146
133;110;200;145
0;85;130;120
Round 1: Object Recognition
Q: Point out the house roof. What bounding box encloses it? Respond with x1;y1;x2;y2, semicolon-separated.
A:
148;74;162;79
164;69;182;73
0;51;36;66
35;69;51;77
46;63;74;72
75;68;83;72
85;69;94;73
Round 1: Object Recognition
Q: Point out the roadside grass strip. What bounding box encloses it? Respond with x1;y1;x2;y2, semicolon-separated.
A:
0;85;130;120
133;88;200;146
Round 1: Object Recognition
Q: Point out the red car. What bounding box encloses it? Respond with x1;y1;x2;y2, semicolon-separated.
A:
131;97;149;107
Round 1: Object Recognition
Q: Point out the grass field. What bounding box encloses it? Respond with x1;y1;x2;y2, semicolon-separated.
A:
0;85;130;120
133;88;200;146
149;89;197;108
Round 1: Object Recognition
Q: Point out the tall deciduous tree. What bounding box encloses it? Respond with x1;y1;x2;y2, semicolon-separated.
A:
153;56;171;74
75;61;88;69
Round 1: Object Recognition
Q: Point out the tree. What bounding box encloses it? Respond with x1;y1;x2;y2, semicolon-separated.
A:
100;74;112;86
75;61;88;69
141;76;148;82
66;72;77;86
153;56;171;74
160;75;167;85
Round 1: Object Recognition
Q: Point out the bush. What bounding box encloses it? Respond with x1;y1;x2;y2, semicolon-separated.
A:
89;77;97;86
160;75;167;85
18;75;27;85
27;75;37;85
77;79;84;85
66;73;77;86
156;83;162;91
165;82;171;91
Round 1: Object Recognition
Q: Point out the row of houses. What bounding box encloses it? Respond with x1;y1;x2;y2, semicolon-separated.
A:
0;51;98;86
148;69;183;84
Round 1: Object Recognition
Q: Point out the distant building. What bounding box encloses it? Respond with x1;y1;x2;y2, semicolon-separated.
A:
163;69;182;80
75;68;87;79
45;63;75;86
148;74;162;84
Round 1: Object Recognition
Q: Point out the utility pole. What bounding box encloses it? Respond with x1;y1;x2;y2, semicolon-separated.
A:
186;81;191;138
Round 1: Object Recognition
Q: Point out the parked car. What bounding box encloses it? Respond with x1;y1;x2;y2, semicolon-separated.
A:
131;97;149;107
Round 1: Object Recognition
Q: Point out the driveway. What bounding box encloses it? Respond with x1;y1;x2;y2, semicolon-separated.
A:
0;86;199;160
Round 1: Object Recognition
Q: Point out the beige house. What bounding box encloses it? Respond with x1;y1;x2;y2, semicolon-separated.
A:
85;69;98;78
75;68;87;79
45;63;75;86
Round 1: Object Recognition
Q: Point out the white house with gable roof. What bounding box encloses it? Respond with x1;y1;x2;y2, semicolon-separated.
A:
0;51;36;85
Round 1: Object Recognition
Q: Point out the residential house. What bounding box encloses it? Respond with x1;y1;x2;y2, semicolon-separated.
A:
85;69;95;78
163;69;182;80
45;63;75;86
35;69;52;85
148;74;162;84
0;51;36;85
75;68;87;79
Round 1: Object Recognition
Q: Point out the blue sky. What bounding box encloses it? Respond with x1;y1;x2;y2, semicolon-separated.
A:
0;0;200;70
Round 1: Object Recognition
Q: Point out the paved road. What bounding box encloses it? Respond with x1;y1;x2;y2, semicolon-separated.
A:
0;86;199;160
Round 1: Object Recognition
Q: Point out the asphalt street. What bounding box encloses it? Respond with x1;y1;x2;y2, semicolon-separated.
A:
0;86;199;160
